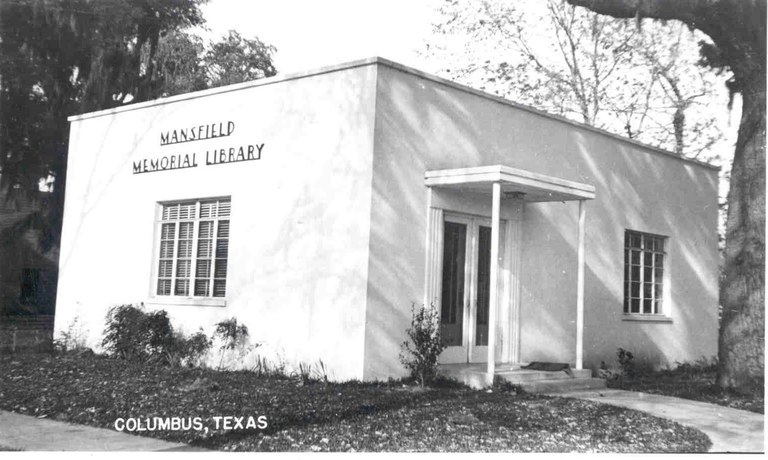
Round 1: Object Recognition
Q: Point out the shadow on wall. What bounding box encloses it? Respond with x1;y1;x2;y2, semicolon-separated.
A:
363;66;718;378
57;64;719;380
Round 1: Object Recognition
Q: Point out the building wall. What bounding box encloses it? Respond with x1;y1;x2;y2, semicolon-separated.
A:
366;62;719;376
55;64;378;380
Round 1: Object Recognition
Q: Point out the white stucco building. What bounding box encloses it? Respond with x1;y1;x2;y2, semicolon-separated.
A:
55;58;719;385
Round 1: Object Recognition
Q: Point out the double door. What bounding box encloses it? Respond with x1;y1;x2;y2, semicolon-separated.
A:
439;214;504;364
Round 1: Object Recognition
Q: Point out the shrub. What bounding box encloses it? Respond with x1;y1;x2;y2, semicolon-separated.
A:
617;347;635;377
213;317;250;370
102;304;210;366
399;303;447;387
102;304;152;360
54;316;89;353
144;310;175;356
162;330;212;368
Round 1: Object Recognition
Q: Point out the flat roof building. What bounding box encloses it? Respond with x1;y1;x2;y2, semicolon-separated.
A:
55;57;719;385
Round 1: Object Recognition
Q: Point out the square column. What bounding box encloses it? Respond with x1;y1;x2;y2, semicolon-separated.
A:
487;181;501;375
576;199;586;370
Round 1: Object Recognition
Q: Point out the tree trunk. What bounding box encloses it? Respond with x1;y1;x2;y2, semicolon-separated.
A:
566;0;766;391
717;70;766;390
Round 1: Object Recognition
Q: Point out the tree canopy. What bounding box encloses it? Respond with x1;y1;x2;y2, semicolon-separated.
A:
0;0;276;250
565;0;765;391
425;0;729;161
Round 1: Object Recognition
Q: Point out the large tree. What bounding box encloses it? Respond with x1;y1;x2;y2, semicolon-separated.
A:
426;0;727;161
567;0;765;391
1;0;208;249
0;0;277;252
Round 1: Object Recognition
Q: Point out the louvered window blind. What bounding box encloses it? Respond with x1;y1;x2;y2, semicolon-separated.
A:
156;198;230;298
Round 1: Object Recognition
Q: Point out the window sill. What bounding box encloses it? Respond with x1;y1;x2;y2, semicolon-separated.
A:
622;314;672;323
145;297;226;307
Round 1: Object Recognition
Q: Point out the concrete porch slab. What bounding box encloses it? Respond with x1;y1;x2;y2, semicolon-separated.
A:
439;363;606;392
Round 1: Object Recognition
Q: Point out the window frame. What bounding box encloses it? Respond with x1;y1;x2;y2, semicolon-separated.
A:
147;196;231;307
623;229;669;318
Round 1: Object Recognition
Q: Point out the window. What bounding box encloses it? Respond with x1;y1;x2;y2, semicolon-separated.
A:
623;230;665;314
156;198;230;298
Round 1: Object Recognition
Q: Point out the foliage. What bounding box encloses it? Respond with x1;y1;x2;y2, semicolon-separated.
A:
250;355;288;378
205;31;277;88
399;303;448;387
102;304;210;366
53;316;89;353
0;0;276;256
672;356;718;378
616;347;635;377
294;360;330;385
608;356;763;414
297;362;314;385
163;330;212;368
0;0;207;253
102;304;155;361
213;317;251;370
214;317;249;350
150;30;209;97
425;0;729;161
565;0;766;395
0;354;712;452
150;29;278;97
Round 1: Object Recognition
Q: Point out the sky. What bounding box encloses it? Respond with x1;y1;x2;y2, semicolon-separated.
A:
195;0;441;73
192;0;739;177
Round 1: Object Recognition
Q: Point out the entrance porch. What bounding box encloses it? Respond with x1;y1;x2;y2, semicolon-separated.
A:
424;165;597;387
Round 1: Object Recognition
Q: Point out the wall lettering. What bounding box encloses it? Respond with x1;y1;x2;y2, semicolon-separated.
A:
160;121;236;146
133;120;264;175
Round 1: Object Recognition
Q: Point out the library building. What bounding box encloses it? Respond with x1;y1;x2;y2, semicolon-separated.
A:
55;57;719;386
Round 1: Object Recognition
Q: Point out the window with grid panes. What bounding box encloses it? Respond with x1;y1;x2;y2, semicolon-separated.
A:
623;230;665;314
156;198;230;298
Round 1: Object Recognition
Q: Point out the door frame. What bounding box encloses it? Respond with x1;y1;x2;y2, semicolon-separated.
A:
439;211;505;364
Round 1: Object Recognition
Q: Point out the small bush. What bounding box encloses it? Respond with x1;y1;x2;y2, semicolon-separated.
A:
102;304;152;360
102;304;210;366
213;317;250;370
399;303;447;387
162;330;212;368
54;316;89;353
617;347;635;377
144;310;175;356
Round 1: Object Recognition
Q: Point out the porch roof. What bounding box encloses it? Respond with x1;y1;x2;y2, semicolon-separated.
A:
424;165;596;202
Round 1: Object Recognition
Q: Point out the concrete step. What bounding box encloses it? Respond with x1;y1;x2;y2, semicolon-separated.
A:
518;377;607;394
495;368;593;383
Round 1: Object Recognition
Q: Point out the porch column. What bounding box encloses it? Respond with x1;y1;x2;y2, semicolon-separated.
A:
576;199;586;370
487;181;501;376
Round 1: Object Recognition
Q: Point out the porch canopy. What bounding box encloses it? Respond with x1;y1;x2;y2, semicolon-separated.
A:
424;165;596;376
424;165;595;202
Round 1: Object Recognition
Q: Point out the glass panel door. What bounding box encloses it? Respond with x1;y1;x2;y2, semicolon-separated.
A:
440;221;467;347
475;225;491;346
438;214;505;365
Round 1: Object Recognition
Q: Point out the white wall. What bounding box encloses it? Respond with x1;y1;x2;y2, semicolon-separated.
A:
56;58;720;381
55;64;378;380
366;62;719;375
